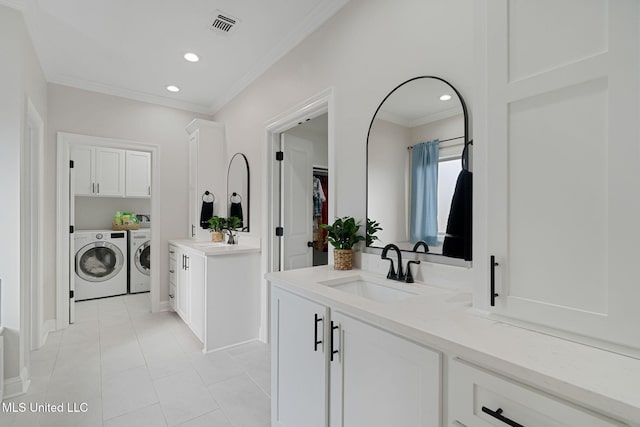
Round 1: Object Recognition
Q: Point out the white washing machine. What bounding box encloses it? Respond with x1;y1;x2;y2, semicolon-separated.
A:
75;230;128;301
128;229;150;293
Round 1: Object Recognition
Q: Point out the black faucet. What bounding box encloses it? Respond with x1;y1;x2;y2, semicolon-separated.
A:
381;244;403;280
381;243;421;283
412;241;429;253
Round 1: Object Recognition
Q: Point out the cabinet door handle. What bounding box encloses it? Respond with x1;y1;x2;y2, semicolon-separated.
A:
169;294;174;299
148;185;150;195
182;254;185;270
185;255;189;270
169;250;175;254
92;182;95;193
330;321;339;362
97;183;100;194
481;407;524;427
314;314;323;352
490;255;499;306
191;224;195;237
169;269;175;274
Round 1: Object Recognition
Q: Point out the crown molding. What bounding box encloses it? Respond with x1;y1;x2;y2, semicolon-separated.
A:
49;74;214;115
0;0;25;11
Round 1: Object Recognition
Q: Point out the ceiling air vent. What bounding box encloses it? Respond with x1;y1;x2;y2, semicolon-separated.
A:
210;11;240;35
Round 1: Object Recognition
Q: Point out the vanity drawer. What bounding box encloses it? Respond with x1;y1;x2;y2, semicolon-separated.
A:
448;358;625;427
168;244;177;261
169;258;177;284
169;284;176;310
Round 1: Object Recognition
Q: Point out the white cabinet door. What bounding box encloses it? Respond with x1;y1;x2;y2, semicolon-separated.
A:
329;312;441;427
484;0;640;351
271;287;328;427
125;150;151;198
95;148;125;197
187;252;205;341
175;249;189;322
70;145;94;196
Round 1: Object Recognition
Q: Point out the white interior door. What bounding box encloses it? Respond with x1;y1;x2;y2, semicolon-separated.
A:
281;133;314;271
69;161;76;324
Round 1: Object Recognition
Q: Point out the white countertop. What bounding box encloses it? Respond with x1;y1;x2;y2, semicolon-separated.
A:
169;238;260;256
266;266;640;423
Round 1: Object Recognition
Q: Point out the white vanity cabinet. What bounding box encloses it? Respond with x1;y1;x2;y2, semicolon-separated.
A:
271;286;441;427
172;244;205;341
481;0;640;352
185;119;225;240
448;358;626;427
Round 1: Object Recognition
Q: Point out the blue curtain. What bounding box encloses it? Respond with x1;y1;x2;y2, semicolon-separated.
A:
410;140;439;246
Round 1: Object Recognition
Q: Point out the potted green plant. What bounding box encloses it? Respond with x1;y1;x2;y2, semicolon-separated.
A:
225;216;242;244
366;218;382;246
208;216;226;242
321;216;366;270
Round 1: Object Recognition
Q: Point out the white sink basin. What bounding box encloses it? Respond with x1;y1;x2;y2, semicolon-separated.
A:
319;276;418;302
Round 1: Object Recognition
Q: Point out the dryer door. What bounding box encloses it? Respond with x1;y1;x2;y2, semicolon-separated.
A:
135;241;151;276
76;242;125;282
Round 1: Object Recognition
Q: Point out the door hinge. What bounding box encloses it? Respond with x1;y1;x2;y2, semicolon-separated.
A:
69;290;74;299
275;226;284;237
69;160;74;168
275;151;284;161
70;225;74;234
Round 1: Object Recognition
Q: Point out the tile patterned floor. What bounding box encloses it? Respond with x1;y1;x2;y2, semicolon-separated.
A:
1;293;271;427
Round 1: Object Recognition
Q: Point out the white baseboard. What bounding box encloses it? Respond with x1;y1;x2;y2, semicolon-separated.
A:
3;367;30;400
40;319;56;347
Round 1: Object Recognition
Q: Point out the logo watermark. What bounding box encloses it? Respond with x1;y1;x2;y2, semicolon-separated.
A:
2;401;89;413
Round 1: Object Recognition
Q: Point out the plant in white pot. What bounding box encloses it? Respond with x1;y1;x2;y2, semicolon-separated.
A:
321;217;365;270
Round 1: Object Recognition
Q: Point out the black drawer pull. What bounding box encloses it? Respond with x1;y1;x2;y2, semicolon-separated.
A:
481;407;524;427
330;321;339;361
490;255;499;306
314;314;323;352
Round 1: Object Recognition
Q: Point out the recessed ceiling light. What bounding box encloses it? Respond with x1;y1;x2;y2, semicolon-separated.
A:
166;85;180;93
184;52;199;62
440;94;452;101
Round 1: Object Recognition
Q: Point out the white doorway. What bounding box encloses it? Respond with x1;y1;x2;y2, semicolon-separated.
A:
56;133;161;330
260;88;335;342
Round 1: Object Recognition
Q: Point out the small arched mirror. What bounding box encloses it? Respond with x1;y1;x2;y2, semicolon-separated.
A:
227;153;250;232
366;76;471;263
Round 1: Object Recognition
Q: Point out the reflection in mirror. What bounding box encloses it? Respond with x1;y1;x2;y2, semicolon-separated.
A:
227;153;250;232
367;76;471;261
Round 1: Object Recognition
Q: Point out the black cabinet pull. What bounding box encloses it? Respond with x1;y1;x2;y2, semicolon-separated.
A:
330;321;339;361
490;255;499;306
313;314;323;351
185;255;189;270
481;407;525;427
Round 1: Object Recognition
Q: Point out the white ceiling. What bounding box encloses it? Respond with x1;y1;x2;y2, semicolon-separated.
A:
7;0;349;114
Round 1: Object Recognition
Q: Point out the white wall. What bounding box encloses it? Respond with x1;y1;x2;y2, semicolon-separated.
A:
411;114;464;155
46;84;209;314
0;4;48;393
213;0;474;285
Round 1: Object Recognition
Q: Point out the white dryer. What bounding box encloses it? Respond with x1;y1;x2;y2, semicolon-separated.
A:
75;230;128;301
128;229;150;293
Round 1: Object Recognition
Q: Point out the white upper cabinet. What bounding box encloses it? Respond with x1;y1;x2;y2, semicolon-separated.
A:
125;150;151;198
95;147;125;197
71;145;95;196
483;0;640;353
71;144;151;198
185;119;225;240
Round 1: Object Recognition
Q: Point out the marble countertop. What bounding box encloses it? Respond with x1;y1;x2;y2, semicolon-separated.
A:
169;238;260;256
266;266;640;423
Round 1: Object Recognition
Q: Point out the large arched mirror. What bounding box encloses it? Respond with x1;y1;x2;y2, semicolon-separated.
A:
366;76;472;263
227;153;250;232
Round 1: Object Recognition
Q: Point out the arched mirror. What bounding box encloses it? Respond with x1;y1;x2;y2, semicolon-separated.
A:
227;153;250;232
366;76;472;263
